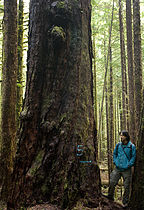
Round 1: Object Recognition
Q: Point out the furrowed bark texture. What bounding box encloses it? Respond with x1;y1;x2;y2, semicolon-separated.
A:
133;0;143;140
119;0;127;130
17;0;24;126
126;0;136;142
130;96;144;209
1;0;17;200
7;0;100;209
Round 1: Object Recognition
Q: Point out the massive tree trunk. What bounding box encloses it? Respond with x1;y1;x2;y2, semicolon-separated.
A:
133;0;143;141
126;0;136;142
7;0;100;209
0;0;17;200
130;1;143;201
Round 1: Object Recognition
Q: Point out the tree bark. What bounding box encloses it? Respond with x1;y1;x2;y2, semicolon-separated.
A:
119;0;127;130
17;0;24;126
109;46;114;172
126;0;136;143
104;39;111;180
92;37;98;133
92;36;98;161
133;0;143;141
1;0;17;200
118;93;123;131
7;0;100;209
130;91;144;209
105;79;111;181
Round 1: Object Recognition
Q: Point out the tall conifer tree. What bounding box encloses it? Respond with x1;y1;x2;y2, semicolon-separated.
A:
1;0;17;200
126;0;136;142
17;0;24;126
133;0;143;141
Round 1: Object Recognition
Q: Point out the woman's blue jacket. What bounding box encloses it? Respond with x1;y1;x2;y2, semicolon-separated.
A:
113;141;136;171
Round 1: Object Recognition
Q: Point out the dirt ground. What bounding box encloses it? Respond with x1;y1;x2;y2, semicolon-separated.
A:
27;203;60;210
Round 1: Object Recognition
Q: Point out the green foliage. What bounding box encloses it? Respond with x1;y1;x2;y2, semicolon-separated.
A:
17;82;23;88
92;0;122;105
91;0;144;167
57;1;66;9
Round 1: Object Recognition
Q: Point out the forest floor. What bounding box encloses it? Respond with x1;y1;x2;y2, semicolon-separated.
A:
0;201;124;210
0;162;127;209
25;197;124;210
0;201;61;210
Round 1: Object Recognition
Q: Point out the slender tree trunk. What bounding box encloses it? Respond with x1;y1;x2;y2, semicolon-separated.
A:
105;79;110;181
93;36;98;132
118;93;123;132
116;91;120;139
104;39;111;180
125;71;129;131
101;111;104;161
98;102;101;161
133;0;143;141
7;1;100;209
109;46;114;171
1;0;17;200
126;0;136;143
114;89;117;146
17;0;24;126
93;36;98;161
119;0;127;130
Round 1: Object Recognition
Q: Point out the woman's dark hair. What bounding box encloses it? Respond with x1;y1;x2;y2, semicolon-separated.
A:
119;130;130;141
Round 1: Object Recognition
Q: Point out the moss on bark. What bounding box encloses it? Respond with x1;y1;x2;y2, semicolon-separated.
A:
7;0;100;209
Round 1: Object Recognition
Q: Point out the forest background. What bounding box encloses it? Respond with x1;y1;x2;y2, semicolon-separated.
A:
0;0;144;209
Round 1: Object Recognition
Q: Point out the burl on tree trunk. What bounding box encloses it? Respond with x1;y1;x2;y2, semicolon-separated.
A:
7;0;100;209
